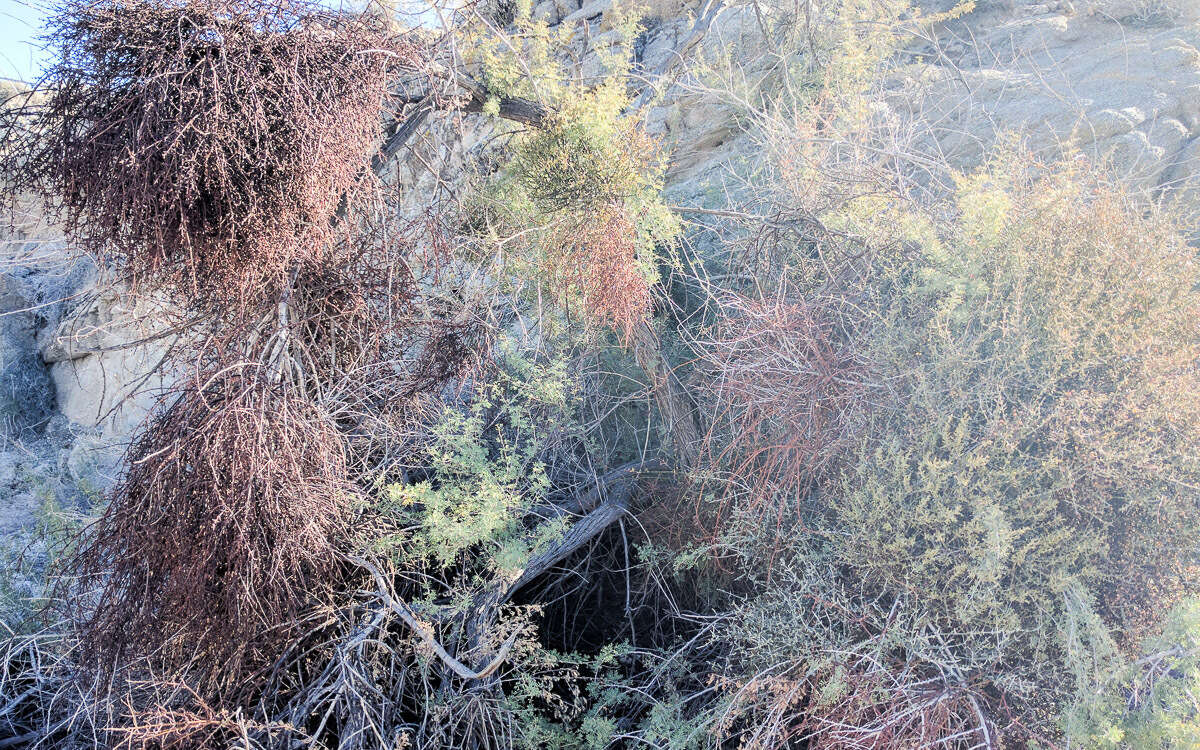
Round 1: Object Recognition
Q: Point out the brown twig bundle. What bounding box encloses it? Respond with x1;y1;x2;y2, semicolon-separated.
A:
1;0;421;314
696;294;872;553
717;655;993;750
103;679;298;750
544;204;651;342
69;375;357;702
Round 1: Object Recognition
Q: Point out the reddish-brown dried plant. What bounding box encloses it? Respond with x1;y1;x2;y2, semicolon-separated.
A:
543;204;651;342
697;293;872;553
70;376;356;702
1;0;422;315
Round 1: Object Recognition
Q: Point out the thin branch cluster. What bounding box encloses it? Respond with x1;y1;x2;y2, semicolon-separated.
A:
1;0;421;315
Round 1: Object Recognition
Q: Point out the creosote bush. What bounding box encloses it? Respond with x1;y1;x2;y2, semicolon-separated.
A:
699;153;1200;746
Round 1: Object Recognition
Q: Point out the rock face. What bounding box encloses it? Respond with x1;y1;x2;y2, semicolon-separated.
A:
0;226;121;618
3;0;1200;611
908;1;1200;211
40;287;173;437
0;274;54;438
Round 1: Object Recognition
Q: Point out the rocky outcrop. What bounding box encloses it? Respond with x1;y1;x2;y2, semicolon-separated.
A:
907;1;1200;211
0;228;121;617
604;0;1200;219
0;274;54;438
40;287;173;438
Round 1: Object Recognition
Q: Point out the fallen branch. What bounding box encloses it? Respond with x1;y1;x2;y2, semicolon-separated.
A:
459;461;654;670
509;493;632;600
347;555;519;681
343;461;655;685
371;68;551;177
371;98;435;175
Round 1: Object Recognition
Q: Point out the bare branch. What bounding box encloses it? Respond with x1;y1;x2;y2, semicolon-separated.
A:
347;555;519;681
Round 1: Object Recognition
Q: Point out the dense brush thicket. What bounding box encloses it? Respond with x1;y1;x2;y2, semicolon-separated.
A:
2;0;1200;748
71;379;357;703
698;156;1200;747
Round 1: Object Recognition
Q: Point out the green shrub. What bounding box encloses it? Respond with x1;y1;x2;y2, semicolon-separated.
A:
372;339;572;571
457;7;679;342
1069;597;1200;748
702;152;1200;746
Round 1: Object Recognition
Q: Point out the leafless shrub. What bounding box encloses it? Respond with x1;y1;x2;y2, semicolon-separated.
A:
0;0;422;316
0;625;81;748
67;376;358;703
105;682;297;750
209;215;487;400
715;653;994;750
695;292;874;557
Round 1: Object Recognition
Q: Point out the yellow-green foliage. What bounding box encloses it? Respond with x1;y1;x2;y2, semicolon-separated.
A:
842;155;1200;642
374;341;570;572
513;83;660;212
1070;598;1200;748
459;8;678;339
464;0;644;106
717;152;1200;741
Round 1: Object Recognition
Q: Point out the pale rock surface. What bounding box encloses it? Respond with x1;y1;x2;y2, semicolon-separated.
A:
904;0;1200;219
0;224;119;618
41;287;173;437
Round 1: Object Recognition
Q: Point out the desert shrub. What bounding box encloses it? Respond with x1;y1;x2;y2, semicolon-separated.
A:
697;293;873;557
1068;597;1200;748
507;96;670;339
1;0;690;746
513;94;658;212
538;204;656;342
662;1;1200;742
373;342;571;570
698;153;1200;746
480;120;674;341
458;7;678;343
70;375;357;702
0;0;418;315
845;159;1200;644
294;340;649;750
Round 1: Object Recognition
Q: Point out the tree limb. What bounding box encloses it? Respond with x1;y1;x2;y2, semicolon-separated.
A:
632;321;700;469
371;69;550;177
372;99;435;175
510;492;632;599
345;463;657;683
